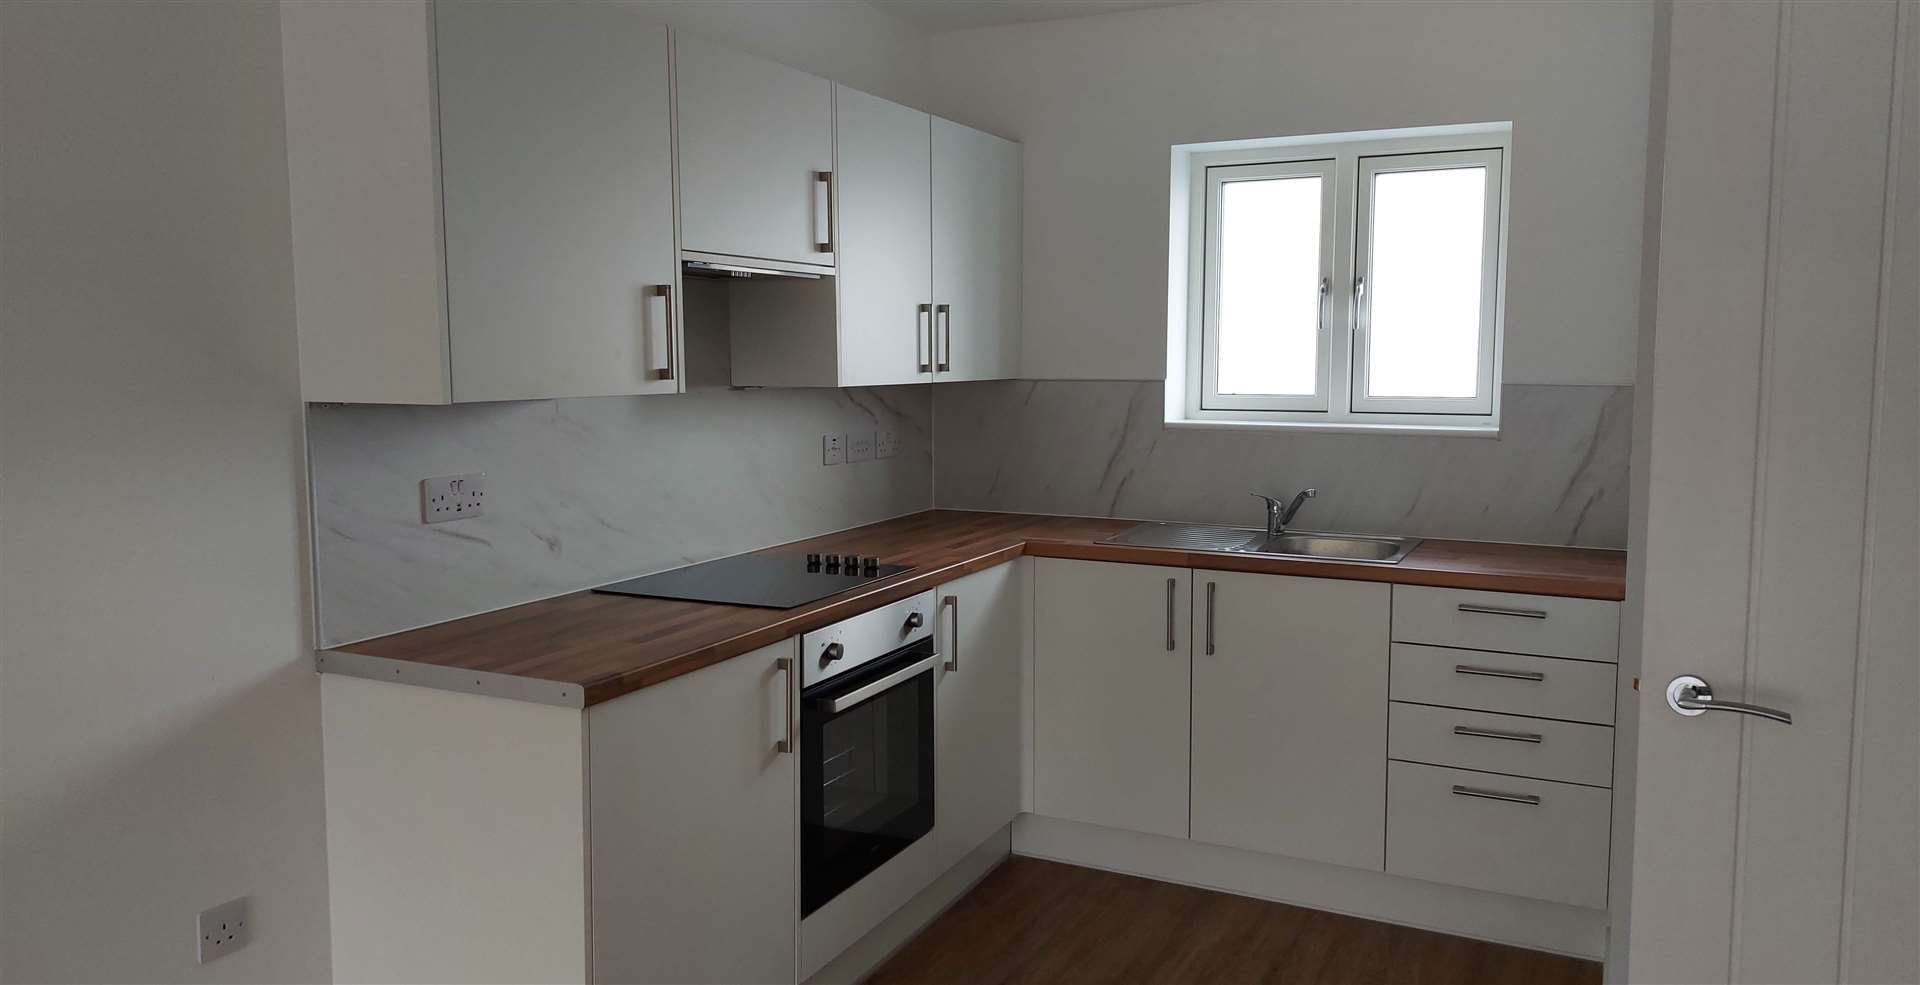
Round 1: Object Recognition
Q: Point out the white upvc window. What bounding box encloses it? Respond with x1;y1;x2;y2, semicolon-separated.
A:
1173;125;1510;434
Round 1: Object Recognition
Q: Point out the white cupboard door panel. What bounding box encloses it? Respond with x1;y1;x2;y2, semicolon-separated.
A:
675;35;834;267
589;639;798;985
1190;572;1389;871
1389;643;1616;725
1387;761;1611;909
835;86;933;387
1388;702;1614;788
1391;585;1620;662
434;1;677;402
934;560;1025;872
931;118;1021;382
280;0;451;405
1033;559;1190;840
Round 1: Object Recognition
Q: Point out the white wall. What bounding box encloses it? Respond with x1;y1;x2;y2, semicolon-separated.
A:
927;0;1653;384
0;2;331;982
634;0;930;107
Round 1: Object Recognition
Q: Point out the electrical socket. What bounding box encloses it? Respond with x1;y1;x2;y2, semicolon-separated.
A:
875;429;898;460
822;433;845;466
198;896;251;963
420;473;484;523
847;431;875;463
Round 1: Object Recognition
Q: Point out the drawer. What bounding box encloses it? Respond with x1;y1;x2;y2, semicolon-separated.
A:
1389;702;1613;787
1390;643;1616;724
1386;761;1610;909
1392;585;1619;662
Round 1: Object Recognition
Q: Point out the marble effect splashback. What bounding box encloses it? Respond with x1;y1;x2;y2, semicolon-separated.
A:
310;386;931;646
933;381;1631;549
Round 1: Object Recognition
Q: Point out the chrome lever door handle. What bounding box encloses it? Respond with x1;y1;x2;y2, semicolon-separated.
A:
1666;675;1793;724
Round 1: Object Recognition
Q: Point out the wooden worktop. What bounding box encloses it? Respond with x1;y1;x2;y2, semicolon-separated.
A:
327;510;1625;707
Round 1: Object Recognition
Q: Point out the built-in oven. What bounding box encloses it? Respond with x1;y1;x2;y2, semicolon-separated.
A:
799;593;937;917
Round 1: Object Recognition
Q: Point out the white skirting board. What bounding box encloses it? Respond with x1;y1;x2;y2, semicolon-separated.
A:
805;825;1012;985
1012;813;1608;960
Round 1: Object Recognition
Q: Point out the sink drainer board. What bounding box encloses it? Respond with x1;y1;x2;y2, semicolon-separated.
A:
1107;523;1263;552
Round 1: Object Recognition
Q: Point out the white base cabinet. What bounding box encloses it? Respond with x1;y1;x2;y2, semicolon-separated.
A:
1190;571;1388;871
1033;558;1192;840
933;560;1027;872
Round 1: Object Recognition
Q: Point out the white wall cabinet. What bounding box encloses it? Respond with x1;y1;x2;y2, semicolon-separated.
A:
1189;571;1388;870
282;0;682;404
1032;558;1191;840
833;86;935;387
589;639;799;984
730;83;1023;388
931;118;1022;382
674;34;835;270
933;560;1026;872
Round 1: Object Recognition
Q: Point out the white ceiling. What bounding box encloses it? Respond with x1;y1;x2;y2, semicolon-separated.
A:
872;0;1206;34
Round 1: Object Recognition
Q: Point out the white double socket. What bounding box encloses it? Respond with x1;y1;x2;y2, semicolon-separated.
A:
420;473;485;523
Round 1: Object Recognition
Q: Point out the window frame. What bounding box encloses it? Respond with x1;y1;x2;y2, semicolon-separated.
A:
1178;127;1511;433
1199;158;1337;413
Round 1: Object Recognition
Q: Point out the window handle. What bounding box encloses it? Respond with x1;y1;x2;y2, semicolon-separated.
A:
1354;273;1365;298
1317;276;1329;335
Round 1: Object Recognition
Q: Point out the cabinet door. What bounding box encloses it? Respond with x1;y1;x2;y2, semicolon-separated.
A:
675;35;834;268
934;560;1025;872
931;118;1021;382
1033;559;1190;839
435;2;679;402
589;639;798;984
835;86;934;387
1191;571;1389;870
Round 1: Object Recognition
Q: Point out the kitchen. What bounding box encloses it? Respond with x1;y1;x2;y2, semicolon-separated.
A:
0;2;1912;984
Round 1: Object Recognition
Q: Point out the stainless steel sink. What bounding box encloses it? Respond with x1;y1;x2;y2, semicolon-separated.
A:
1106;523;1418;564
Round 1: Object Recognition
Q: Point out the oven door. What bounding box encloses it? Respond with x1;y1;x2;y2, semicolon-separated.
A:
800;637;936;917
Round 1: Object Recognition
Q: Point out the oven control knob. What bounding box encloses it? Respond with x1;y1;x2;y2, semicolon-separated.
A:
903;611;925;632
820;642;844;667
842;554;860;570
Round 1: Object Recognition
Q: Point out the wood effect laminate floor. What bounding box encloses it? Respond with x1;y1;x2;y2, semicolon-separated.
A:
866;858;1603;985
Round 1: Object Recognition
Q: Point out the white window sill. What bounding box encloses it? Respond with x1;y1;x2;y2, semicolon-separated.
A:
1164;417;1502;439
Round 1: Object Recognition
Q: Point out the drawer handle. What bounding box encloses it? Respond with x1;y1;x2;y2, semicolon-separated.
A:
1453;724;1544;744
1451;784;1541;806
1454;664;1546;682
1457;602;1548;620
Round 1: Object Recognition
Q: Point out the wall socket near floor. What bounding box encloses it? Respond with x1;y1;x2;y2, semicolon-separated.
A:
822;433;845;466
847;431;875;463
875;428;898;459
420;473;485;523
197;895;251;963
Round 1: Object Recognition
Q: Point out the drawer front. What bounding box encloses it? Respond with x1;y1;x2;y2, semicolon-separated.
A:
1392;585;1619;662
1389;702;1614;787
1390;643;1616;724
1386;761;1610;909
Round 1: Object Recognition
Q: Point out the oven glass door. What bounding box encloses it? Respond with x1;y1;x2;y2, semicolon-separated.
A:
801;638;936;917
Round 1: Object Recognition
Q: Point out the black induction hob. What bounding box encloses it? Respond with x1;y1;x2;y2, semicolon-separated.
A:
593;552;912;609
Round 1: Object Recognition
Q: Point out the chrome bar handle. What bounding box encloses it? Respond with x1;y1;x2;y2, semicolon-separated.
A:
936;303;952;372
941;595;959;672
1666;675;1793;724
1204;581;1216;656
1317;275;1329;337
775;656;795;754
1165;578;1176;652
648;284;675;381
813;170;834;253
1457;603;1548;620
1454;664;1546;682
916;304;933;372
1453;724;1544;744
1451;784;1540;806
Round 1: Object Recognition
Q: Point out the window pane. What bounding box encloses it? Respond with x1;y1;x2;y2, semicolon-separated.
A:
1216;175;1322;396
1365;166;1486;399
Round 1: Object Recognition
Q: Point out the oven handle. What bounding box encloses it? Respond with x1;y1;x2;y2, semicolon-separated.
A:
815;653;939;714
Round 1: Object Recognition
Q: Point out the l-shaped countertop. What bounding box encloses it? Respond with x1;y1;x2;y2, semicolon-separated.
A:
318;510;1627;707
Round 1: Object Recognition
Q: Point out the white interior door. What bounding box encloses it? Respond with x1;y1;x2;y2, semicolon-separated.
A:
834;85;933;387
434;1;678;401
931;118;1021;382
1625;3;1917;983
